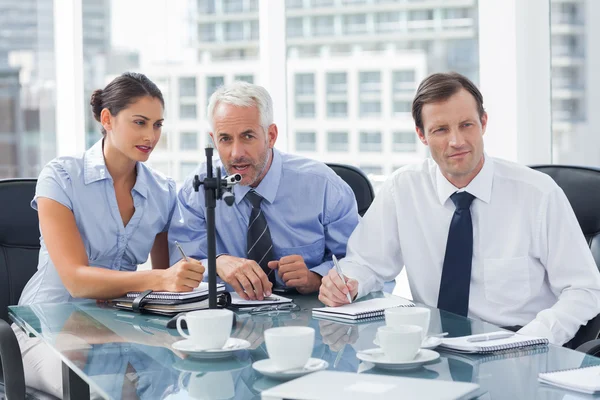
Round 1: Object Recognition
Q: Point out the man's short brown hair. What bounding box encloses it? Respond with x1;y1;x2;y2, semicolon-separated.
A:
412;72;485;132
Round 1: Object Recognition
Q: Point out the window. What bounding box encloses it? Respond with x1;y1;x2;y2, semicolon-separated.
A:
360;101;381;117
286;0;304;9
206;76;224;99
312;16;335;36
180;132;198;150
234;75;254;83
393;70;416;93
287;17;304;38
360;165;383;175
327;102;347;117
197;0;216;14
296;102;316;118
409;10;434;21
343;14;367;34
376;12;402;33
225;22;244;41
312;0;335;7
223;0;244;13
359;71;381;93
393;100;412;115
155;132;169;150
327;72;347;94
327;132;348;152
179;77;197;97
360;131;382;152
444;8;470;19
393;131;417;152
180;162;198;181
180;104;198;120
295;73;315;95
250;20;259;40
198;23;216;42
295;131;317;151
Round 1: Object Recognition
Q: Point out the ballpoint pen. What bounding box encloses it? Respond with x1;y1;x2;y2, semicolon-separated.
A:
334;326;353;368
332;254;352;304
174;241;189;262
466;332;515;342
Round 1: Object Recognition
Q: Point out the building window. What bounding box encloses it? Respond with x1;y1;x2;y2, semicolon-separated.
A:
224;22;244;41
155;132;168;150
250;20;259;40
327;102;347;118
180;132;198;150
360;101;381;117
376;12;402;33
206;76;224;99
409;10;434;21
327;131;348;152
327;72;347;94
393;131;417;152
198;23;216;42
360;131;382;152
179;77;196;97
295;102;315;118
295;73;315;95
286;0;304;9
295;131;316;151
223;0;244;13
444;7;470;20
197;0;215;14
180;162;198;181
312;16;335;36
343;14;367;34
392;70;416;93
311;0;335;7
287;17;304;38
180;104;197;119
234;75;254;83
359;71;381;93
393;100;412;115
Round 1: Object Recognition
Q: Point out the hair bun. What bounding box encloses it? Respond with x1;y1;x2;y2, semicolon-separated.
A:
90;89;103;122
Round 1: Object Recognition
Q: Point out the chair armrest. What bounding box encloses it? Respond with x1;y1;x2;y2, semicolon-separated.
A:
566;313;600;350
0;319;25;400
576;339;600;356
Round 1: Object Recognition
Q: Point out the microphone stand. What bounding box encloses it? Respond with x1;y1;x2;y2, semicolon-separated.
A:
192;143;240;308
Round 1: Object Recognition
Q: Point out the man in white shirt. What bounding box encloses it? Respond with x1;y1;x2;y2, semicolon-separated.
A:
318;72;600;345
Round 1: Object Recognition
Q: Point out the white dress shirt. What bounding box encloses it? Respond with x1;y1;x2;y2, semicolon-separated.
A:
341;155;600;345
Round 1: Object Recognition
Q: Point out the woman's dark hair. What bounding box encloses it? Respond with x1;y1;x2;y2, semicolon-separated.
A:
412;72;485;132
90;72;164;135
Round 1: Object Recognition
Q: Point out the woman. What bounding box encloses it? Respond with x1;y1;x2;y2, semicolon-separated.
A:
15;72;204;396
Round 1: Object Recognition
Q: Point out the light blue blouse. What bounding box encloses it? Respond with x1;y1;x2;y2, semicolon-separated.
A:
19;139;177;305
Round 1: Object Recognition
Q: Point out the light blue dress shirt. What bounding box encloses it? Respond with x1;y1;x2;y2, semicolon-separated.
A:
19;139;177;305
168;148;359;288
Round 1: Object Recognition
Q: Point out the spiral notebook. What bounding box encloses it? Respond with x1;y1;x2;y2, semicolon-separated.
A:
538;365;600;394
440;331;549;354
126;282;225;301
312;296;414;322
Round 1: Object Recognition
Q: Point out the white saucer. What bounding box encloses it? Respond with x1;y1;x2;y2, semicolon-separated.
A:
172;338;251;359
373;336;442;350
252;358;328;380
356;348;440;371
173;357;251;374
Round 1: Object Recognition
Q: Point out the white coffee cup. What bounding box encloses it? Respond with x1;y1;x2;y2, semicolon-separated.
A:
179;371;234;400
264;326;314;370
385;307;431;340
377;325;422;362
176;309;233;350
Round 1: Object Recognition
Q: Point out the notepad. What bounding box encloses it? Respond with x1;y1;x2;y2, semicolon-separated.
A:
440;331;549;354
126;282;225;301
229;292;293;308
311;296;415;321
538;365;600;394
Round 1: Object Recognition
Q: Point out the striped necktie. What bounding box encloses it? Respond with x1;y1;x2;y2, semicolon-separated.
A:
246;190;276;284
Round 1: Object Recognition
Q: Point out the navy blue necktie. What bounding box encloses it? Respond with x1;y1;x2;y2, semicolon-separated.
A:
246;190;276;285
437;191;476;317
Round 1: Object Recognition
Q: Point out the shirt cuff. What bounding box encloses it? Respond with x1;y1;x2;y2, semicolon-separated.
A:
310;261;333;278
517;320;557;344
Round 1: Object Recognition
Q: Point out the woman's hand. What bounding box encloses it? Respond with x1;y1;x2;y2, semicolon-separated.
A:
161;258;205;292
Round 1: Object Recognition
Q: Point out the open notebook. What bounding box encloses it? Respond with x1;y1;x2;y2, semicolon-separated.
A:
312;296;414;322
440;331;549;354
126;282;225;301
538;365;600;394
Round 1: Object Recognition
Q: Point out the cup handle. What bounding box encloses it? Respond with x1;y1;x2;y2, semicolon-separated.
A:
176;315;190;339
178;372;189;389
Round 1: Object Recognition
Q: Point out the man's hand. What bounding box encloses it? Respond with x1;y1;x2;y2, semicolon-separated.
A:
216;255;272;300
162;258;205;292
268;255;321;294
319;320;358;352
318;268;358;307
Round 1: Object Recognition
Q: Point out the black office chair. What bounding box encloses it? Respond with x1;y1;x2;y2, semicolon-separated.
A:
327;163;375;217
0;179;57;399
530;165;600;355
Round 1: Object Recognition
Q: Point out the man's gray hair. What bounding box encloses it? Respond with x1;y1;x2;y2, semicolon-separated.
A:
207;81;274;132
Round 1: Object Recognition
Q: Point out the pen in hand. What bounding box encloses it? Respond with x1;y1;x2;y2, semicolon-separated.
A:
174;241;189;262
332;255;352;304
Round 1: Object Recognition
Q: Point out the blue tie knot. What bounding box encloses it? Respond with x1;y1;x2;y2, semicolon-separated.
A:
451;191;475;211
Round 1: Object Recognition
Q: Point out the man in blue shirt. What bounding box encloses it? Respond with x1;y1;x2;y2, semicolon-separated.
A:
169;81;359;300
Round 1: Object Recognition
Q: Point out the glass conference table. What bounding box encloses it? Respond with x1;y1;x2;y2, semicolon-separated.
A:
9;292;600;400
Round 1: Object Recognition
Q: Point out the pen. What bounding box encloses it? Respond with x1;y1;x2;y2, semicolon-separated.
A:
332;254;352;304
334;326;353;368
466;332;515;342
174;241;189;262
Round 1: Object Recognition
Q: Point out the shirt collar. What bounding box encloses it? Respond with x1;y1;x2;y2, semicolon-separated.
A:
83;139;148;198
234;148;282;205
435;153;493;206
